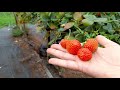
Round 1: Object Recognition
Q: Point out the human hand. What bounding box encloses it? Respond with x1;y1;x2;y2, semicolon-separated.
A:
47;35;120;78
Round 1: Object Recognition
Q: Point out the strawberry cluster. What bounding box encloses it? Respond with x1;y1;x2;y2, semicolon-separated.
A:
60;38;98;61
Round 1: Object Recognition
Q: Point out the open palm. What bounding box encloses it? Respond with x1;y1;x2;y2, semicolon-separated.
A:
47;35;120;78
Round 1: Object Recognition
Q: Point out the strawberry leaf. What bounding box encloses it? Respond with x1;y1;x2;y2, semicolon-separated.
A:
58;28;65;32
73;12;83;21
48;23;57;30
83;14;97;21
64;22;74;30
94;18;107;23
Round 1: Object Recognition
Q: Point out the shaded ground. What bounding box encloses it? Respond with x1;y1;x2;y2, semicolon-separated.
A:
0;27;58;78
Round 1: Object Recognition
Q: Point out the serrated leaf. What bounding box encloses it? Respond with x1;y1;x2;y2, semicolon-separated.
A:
103;23;112;30
73;12;83;21
64;22;74;30
103;23;114;34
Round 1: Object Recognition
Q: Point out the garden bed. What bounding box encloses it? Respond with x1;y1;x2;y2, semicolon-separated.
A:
13;12;120;78
12;35;59;78
25;24;92;78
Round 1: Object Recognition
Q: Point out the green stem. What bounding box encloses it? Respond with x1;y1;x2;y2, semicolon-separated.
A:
67;29;71;39
97;25;102;31
107;20;120;23
74;25;83;34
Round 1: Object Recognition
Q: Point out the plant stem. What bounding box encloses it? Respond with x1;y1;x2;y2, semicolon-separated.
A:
107;20;120;23
67;29;71;39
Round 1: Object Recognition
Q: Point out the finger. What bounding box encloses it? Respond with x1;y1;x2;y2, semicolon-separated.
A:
96;35;118;47
47;48;76;61
96;47;104;51
48;58;79;71
51;44;67;52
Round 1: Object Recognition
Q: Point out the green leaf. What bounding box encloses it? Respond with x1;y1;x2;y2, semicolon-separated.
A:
83;14;96;20
60;17;69;24
75;34;85;42
58;28;65;32
110;15;116;20
94;18;107;23
103;23;112;30
73;12;83;21
48;23;57;30
84;32;91;38
83;14;107;23
65;13;73;18
103;23;115;34
51;18;58;21
82;19;94;26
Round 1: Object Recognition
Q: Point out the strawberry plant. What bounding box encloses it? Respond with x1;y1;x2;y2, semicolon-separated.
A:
14;12;120;45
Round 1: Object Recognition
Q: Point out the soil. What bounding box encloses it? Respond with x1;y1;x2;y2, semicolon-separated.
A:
13;35;60;78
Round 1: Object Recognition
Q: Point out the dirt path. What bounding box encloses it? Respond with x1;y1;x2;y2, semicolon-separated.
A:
0;27;57;78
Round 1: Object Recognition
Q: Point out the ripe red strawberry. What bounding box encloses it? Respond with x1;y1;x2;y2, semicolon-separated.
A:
60;39;69;49
83;38;98;53
66;40;82;55
77;48;92;61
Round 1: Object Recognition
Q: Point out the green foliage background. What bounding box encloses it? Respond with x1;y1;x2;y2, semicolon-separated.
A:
0;12;15;28
14;12;120;45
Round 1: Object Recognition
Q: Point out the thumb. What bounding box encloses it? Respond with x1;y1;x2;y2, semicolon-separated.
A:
96;35;118;47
